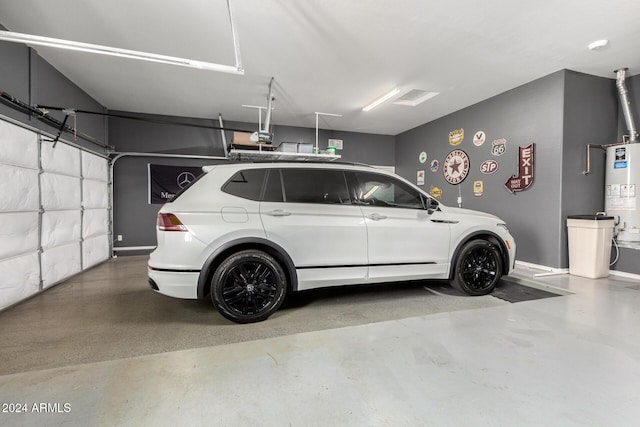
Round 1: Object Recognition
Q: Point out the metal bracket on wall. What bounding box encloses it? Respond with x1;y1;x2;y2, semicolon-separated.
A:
47;109;77;148
0;90;107;150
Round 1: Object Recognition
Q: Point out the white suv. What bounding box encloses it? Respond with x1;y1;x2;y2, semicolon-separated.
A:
148;162;516;323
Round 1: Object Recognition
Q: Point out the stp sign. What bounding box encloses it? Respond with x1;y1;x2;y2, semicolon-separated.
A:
480;159;499;175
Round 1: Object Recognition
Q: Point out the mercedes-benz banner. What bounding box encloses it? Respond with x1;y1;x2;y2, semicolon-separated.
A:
148;164;204;204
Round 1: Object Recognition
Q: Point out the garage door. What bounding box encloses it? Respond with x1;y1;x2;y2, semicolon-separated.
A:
0;117;110;310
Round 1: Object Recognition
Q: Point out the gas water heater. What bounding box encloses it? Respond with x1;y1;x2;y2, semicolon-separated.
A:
604;68;640;243
606;143;640;242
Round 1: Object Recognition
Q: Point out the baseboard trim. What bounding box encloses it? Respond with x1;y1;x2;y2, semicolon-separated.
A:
516;260;640;281
515;260;569;274
113;246;156;251
609;270;640;281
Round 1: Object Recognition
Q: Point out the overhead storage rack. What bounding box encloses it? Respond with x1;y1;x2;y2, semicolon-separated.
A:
227;149;341;162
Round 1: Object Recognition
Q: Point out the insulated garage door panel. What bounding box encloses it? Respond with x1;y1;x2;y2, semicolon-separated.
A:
80;150;109;270
41;140;81;177
0;165;39;212
41;210;81;249
82;151;108;182
0;120;40;311
0;212;39;260
0;252;40;310
0;119;38;169
83;209;109;239
41;242;82;289
82;179;109;209
83;234;110;269
1;117;111;309
41;173;82;210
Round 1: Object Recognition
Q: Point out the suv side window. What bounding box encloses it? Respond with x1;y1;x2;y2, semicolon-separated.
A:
350;171;425;209
221;169;266;201
281;169;351;204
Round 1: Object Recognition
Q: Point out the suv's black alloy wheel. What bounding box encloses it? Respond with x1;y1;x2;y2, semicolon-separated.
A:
212;250;287;323
451;239;502;296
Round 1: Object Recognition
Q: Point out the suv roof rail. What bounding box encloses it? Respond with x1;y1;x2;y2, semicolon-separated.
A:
230;159;376;168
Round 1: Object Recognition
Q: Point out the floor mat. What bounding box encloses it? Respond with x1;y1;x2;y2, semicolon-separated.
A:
492;277;564;303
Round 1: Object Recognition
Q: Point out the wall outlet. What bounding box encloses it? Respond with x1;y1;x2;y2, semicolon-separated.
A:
117;235;123;241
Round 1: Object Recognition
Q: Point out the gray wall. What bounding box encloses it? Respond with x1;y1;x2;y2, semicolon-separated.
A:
0;39;108;153
0;38;30;124
561;71;618;266
396;72;567;268
110;114;395;248
395;70;626;270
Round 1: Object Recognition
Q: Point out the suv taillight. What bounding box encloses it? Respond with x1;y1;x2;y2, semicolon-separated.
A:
157;213;187;232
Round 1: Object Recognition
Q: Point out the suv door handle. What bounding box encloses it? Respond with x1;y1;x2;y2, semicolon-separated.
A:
366;213;387;221
265;209;291;217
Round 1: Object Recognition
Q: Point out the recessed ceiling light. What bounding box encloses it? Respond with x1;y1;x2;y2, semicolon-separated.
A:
362;88;401;112
393;90;439;107
588;39;609;51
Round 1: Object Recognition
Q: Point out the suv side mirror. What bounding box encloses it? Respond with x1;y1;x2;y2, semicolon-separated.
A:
426;197;439;214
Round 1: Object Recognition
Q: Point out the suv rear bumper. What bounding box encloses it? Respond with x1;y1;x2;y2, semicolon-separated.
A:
148;267;199;299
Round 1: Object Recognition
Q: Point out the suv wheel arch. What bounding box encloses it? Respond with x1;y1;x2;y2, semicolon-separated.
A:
448;231;510;280
197;238;298;300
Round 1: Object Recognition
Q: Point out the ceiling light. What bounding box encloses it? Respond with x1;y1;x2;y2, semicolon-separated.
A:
362;88;400;112
393;90;440;106
0;30;244;75
588;39;609;51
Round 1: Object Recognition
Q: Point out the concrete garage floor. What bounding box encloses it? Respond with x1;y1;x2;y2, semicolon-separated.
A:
0;256;509;375
1;257;640;426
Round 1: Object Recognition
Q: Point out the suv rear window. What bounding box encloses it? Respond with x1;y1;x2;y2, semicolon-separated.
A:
281;169;350;204
222;169;266;201
221;167;352;204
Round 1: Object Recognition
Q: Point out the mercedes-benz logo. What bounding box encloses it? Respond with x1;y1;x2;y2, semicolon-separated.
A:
177;171;196;189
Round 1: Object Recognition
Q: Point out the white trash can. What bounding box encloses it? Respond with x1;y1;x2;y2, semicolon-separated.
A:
567;215;614;279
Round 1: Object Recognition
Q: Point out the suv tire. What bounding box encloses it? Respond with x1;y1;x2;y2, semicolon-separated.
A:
212;249;287;323
450;239;502;296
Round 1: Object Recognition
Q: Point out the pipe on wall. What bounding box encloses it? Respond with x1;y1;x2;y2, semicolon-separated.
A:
583;141;630;175
615;68;639;142
583;69;639;175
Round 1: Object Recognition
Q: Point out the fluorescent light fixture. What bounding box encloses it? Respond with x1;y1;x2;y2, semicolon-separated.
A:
0;30;244;75
362;88;401;112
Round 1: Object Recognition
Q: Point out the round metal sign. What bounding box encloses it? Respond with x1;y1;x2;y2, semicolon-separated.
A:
443;149;470;184
473;130;486;146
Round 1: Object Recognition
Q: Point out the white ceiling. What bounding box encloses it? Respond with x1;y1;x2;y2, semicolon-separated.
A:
1;0;640;135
